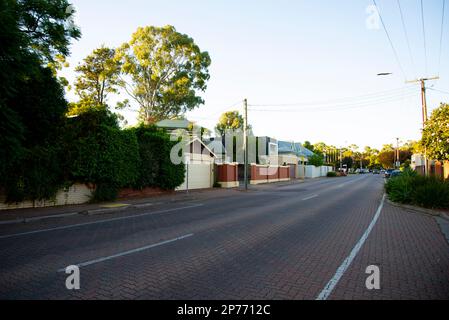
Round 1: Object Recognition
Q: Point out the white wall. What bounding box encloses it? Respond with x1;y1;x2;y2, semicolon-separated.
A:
305;166;333;179
0;184;94;211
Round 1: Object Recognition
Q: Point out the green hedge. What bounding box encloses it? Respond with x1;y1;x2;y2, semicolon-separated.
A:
2;108;187;203
132;125;185;191
385;169;449;209
63;110;140;201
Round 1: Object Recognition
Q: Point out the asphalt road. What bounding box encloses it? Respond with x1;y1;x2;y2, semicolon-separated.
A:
0;175;448;300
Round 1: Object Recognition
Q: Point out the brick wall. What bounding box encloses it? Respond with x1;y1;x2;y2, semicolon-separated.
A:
216;163;239;188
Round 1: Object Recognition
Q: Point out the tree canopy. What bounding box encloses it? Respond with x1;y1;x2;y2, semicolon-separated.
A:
115;25;211;123
422;103;449;161
16;0;81;63
68;46;122;116
215;111;246;135
74;46;121;106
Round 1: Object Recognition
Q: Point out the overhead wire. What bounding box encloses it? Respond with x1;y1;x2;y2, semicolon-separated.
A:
420;0;428;75
248;86;416;108
248;90;417;113
372;0;408;80
397;0;416;77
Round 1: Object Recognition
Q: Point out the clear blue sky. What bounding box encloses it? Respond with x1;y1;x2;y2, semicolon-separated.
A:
63;0;448;150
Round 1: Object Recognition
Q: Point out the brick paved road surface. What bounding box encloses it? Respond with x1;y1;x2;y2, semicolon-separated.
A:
0;175;448;300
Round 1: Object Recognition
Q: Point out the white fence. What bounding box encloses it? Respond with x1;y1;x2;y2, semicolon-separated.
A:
304;165;333;179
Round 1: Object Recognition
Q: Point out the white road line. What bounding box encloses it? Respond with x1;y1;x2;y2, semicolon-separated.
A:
0;204;203;240
57;234;194;272
316;193;386;300
302;194;319;201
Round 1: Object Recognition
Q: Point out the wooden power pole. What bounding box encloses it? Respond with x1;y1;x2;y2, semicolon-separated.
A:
406;76;439;176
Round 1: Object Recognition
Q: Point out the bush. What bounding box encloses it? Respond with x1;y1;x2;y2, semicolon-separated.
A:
385;169;418;204
308;154;324;167
413;178;449;209
327;171;338;177
93;183;119;202
2;64;69;203
63;109;140;201
385;169;449;209
132;125;185;190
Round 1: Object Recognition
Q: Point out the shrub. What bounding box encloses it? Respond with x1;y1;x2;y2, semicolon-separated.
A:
63;109;140;201
93;183;119;202
308;154;324;167
385;169;449;209
132;125;185;190
413;178;449;209
327;171;338;177
385;169;418;204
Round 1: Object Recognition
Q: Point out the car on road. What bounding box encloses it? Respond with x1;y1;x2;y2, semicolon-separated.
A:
372;169;380;174
390;170;402;178
384;169;395;178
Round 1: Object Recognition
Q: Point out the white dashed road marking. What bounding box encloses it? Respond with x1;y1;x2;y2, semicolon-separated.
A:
57;234;194;272
316;193;386;300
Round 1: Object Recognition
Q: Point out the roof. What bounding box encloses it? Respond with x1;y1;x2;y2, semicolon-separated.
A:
156;119;191;130
278;141;314;158
295;143;315;157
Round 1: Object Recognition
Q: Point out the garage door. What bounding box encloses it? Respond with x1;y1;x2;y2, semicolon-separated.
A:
177;163;212;191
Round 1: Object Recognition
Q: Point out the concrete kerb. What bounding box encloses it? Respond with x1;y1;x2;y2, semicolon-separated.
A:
0;196;200;225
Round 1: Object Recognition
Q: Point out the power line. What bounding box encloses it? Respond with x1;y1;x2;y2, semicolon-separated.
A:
438;0;447;76
249;86;416;108
421;0;428;75
397;0;416;76
372;0;408;80
428;87;449;95
249;91;416;113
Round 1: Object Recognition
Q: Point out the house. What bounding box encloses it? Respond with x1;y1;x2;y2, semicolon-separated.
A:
256;136;279;165
176;137;217;191
277;141;314;163
277;141;315;178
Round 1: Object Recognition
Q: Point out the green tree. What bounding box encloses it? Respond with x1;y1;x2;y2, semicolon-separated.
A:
422;103;449;161
115;25;211;123
303;141;315;153
312;142;327;157
378;150;395;169
0;0;81;201
72;46;121;108
16;0;81;63
308;153;324;167
215;111;245;135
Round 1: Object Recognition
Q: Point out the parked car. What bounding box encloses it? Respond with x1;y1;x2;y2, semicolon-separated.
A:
384;169;394;178
390;170;402;178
